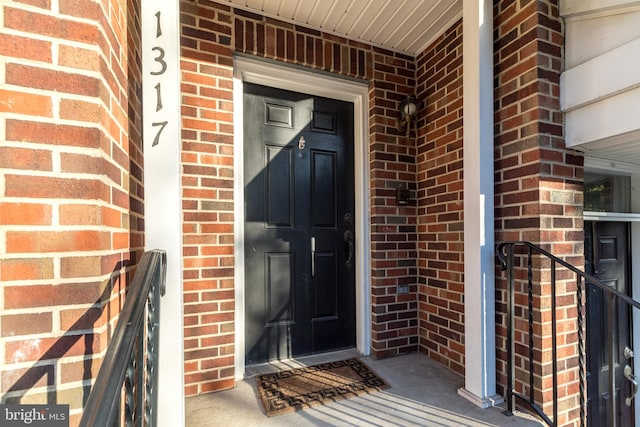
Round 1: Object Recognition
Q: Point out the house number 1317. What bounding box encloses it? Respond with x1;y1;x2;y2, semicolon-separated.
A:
151;11;168;147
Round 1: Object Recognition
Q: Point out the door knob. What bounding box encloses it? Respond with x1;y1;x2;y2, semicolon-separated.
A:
624;365;638;406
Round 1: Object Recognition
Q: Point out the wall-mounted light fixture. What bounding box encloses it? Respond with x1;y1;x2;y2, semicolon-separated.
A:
398;94;419;136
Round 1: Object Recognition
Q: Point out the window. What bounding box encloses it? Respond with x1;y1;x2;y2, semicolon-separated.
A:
584;174;630;213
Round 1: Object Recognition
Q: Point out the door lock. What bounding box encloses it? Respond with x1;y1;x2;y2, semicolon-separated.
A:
625;346;634;360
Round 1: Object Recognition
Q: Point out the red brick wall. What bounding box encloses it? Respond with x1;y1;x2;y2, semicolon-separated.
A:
0;0;142;424
415;21;465;376
368;45;419;362
180;1;236;396
179;0;418;394
494;1;583;425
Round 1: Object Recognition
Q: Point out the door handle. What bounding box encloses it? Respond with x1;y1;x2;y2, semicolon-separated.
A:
344;230;353;269
311;237;315;277
624;365;638;406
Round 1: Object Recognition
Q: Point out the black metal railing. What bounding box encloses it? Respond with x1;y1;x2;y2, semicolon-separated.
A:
497;241;640;427
80;250;167;427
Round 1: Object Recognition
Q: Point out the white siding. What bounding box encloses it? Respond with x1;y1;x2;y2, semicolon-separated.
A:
561;0;640;165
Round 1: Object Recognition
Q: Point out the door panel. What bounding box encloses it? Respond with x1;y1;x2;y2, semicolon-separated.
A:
585;221;634;426
244;82;355;365
311;150;337;228
265;145;293;226
265;102;293;127
265;252;294;325
313;251;338;319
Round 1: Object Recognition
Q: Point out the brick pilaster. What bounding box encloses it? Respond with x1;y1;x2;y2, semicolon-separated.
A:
494;1;584;425
0;0;143;424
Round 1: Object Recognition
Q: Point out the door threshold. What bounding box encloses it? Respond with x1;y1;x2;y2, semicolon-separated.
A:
243;348;361;379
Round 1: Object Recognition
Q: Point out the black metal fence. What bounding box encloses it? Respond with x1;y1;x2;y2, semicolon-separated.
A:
497;241;640;427
80;250;166;427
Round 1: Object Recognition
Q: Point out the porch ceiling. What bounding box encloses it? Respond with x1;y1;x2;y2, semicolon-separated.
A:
218;0;462;56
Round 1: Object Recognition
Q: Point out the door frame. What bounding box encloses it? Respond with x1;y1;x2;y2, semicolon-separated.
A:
583;219;634;424
584;156;640;421
232;55;371;377
585;212;640;421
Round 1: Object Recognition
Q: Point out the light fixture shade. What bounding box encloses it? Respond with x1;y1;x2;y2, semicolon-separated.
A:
399;95;418;119
402;99;417;116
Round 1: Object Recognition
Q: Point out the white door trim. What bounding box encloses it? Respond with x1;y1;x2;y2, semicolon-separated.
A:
232;56;371;377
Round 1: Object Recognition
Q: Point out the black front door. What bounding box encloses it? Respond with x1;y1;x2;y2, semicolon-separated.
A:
585;221;634;426
243;83;356;365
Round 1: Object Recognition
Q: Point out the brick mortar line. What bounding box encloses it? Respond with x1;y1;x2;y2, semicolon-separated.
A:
0;84;102;105
2;134;103;151
2;27;106;65
0;199;131;215
0;252;132;270
3;107;131;152
0;232;130;248
1;373;105;401
0;314;113;339
3;164;130;185
3;3;127;47
1;352;101;371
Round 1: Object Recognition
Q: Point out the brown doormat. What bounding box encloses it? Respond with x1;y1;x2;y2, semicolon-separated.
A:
257;358;389;417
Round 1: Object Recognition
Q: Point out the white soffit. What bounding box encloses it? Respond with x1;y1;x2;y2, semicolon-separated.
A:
584;155;640;175
569;125;640;167
218;0;461;56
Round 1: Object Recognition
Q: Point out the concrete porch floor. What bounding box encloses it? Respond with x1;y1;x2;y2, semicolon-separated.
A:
186;351;543;426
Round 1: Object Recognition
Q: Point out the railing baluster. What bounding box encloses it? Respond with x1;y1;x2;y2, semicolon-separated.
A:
506;242;515;415
527;246;534;406
577;275;585;427
146;293;155;425
135;323;145;426
125;355;135;427
146;255;164;427
607;291;616;427
551;261;557;426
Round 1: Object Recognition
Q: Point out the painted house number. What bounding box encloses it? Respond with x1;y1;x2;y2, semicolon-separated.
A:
150;11;168;146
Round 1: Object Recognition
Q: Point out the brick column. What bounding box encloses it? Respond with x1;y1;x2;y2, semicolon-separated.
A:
494;1;584;425
0;1;142;424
